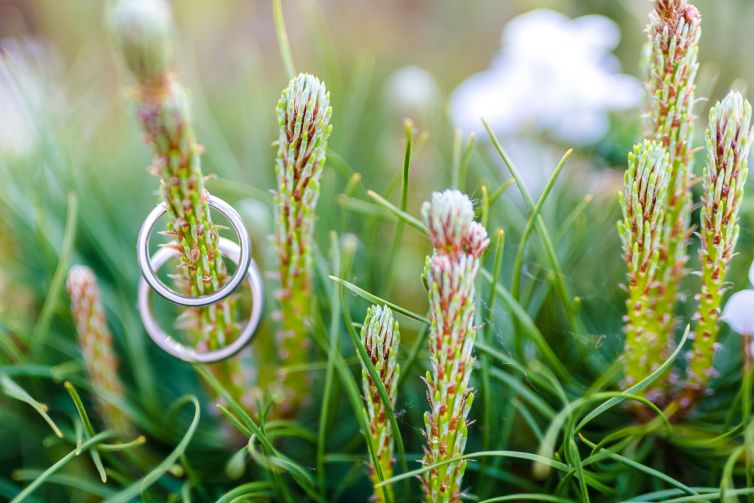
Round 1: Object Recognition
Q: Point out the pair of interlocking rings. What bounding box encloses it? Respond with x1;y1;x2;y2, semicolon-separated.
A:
136;195;263;363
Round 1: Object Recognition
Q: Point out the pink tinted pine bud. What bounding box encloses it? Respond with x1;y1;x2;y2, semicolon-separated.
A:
421;189;488;502
67;266;131;433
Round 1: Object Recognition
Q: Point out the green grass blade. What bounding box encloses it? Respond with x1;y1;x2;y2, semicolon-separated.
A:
480;268;573;381
31;192;77;354
511;149;573;299
104;395;200;503
272;0;296;80
0;375;62;438
316;233;344;495
64;382;107;482
579;433;696;497
374;450;570;489
575;326;690;432
481;120;580;333
338;279;409;496
329;275;428;324
366;190;427;234
216;482;273;503
10;431;116;503
480;495;575;503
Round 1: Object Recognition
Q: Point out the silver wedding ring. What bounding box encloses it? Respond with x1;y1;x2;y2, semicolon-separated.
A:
136;195;263;363
137;237;263;363
137;195;251;308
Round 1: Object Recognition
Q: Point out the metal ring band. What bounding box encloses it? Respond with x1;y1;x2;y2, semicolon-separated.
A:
137;237;263;363
136;195;252;308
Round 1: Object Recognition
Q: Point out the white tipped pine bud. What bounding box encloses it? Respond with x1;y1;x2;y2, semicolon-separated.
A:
422;189;475;254
688;91;752;391
109;0;173;86
421;189;488;502
273;73;333;416
360;305;400;503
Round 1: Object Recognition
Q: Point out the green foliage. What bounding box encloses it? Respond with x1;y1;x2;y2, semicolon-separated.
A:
3;0;754;502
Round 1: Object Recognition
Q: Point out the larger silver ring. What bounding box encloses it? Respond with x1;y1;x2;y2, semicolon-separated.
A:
137;237;263;363
136;195;252;308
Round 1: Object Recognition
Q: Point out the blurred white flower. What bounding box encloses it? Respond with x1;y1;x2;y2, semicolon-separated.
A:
0;39;61;158
721;260;754;335
384;65;440;123
450;9;642;145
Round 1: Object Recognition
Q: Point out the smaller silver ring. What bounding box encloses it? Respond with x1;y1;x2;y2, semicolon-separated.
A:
138;237;263;363
136;195;252;308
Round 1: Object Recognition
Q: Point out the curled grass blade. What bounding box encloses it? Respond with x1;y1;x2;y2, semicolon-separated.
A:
64;382;106;482
575;326;689;432
11;471;116;498
98;435;147;452
104;395;200;503
1;374;62;438
216;482;273;503
535;391;671;480
480;495;575;503
200;370;294;502
10;430;116;503
579;433;696;496
720;445;746;502
374;450;574;489
662;488;754;502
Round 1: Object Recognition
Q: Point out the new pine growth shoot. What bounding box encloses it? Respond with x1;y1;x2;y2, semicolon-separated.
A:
619;141;670;395
421;190;489;503
644;0;701;373
360;305;400;503
67;266;132;433
686;91;753;397
110;0;253;408
273;73;332;416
